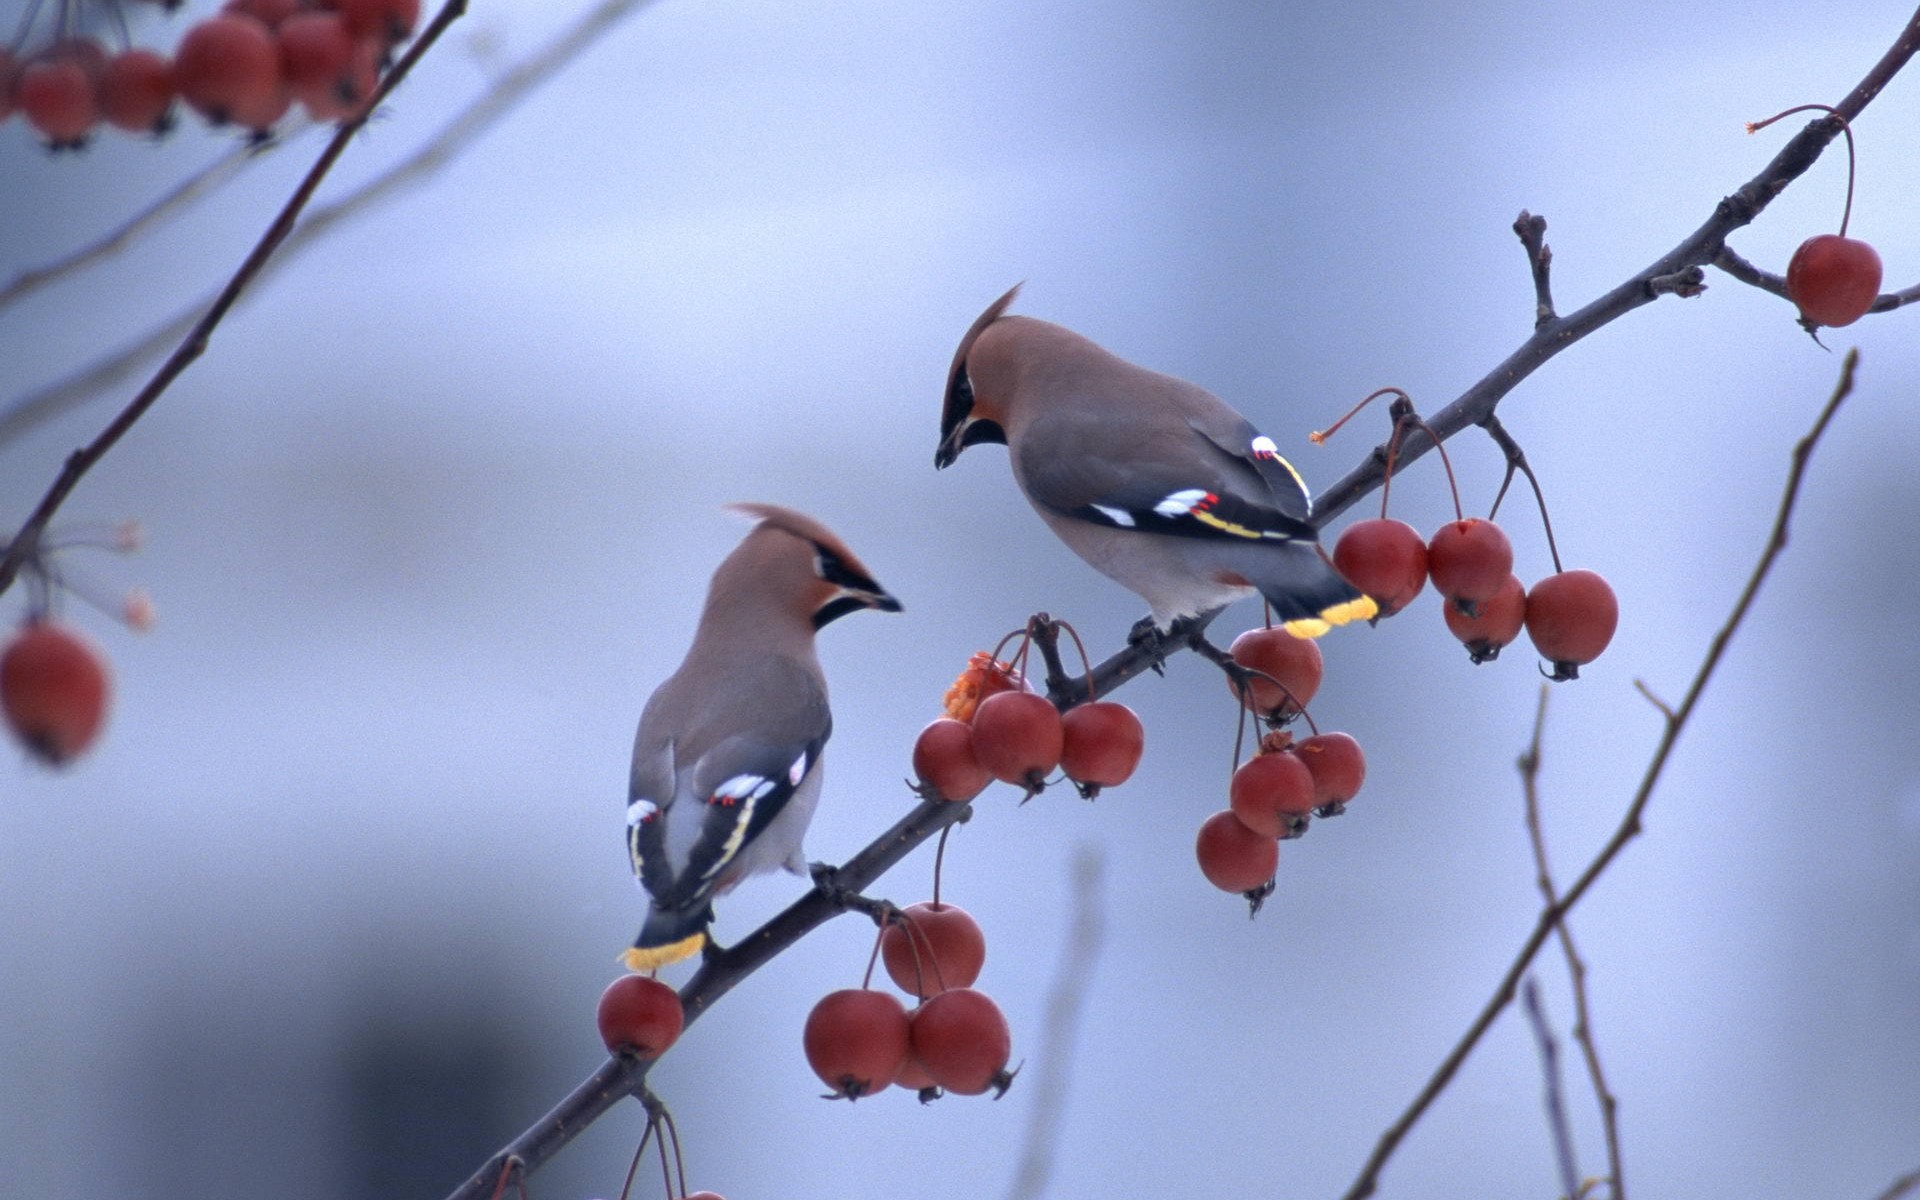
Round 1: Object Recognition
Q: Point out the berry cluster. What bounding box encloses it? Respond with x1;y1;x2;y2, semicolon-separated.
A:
1;0;418;149
805;898;1012;1102
1318;389;1618;681
1194;625;1368;906
912;633;1145;804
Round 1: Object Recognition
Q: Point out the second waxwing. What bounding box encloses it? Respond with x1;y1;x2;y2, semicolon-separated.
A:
934;286;1375;637
622;505;901;972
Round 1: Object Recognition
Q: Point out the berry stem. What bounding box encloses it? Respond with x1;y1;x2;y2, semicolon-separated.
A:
932;824;951;907
660;1104;688;1199
1410;413;1465;522
1747;104;1859;237
1053;618;1098;702
860;921;887;991
1484;414;1564;573
616;1121;654;1200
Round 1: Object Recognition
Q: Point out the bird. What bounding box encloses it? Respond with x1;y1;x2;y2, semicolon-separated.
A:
622;504;901;972
934;285;1374;638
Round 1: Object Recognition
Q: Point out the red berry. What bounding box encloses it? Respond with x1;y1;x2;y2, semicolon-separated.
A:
894;1052;940;1094
683;1193;727;1200
1228;751;1316;838
1525;569;1618;681
1786;234;1882;329
908;988;1013;1097
1058;700;1143;792
16;60;98;147
1294;731;1366;814
1442;573;1526;663
98;49;176;134
1333;518;1429;616
1428;518;1514;610
2;622;111;766
880;902;986;998
175;14;286;130
1194;810;1278;894
803;989;909;1100
596;975;684;1059
1226;626;1322;722
911;717;990;802
969;690;1063;792
280;13;353;94
334;0;420;42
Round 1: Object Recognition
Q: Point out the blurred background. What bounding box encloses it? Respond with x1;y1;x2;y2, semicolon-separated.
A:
2;1;1917;1197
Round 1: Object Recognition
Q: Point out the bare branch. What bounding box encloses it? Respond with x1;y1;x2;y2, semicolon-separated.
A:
1309;6;1919;528
1514;210;1556;327
0;0;666;450
1521;978;1582;1200
1520;686;1625;1199
1874;1167;1920;1200
0;0;473;597
1339;350;1858;1200
1004;844;1107;1200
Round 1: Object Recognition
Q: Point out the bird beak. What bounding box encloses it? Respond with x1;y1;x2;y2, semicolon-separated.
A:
813;587;903;630
935;414;1005;470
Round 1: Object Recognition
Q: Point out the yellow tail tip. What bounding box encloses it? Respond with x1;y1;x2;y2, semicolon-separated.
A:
621;933;706;973
1282;595;1379;639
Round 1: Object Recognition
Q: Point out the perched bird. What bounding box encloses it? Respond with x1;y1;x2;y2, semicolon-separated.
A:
623;505;901;972
935;285;1374;637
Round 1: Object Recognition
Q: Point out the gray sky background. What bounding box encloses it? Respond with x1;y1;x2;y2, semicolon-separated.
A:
2;2;1917;1198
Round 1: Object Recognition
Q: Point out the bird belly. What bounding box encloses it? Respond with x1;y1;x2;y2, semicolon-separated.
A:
1031;507;1253;628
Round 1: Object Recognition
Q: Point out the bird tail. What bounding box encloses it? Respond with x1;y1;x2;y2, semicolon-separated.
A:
623;904;713;972
1234;542;1377;637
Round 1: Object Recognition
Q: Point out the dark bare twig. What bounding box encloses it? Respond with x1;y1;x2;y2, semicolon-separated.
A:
1310;6;1919;527
1520;687;1624;1199
1514;211;1556;327
1004;844;1107;1200
1340;350;1858;1200
1874;1167;1920;1200
0;0;666;449
0;0;471;598
1521;978;1582;1200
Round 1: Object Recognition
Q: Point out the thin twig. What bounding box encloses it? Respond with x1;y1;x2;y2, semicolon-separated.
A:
0;0;471;597
1310;6;1919;527
1873;1167;1920;1200
1514;210;1556;327
0;0;665;449
1521;978;1582;1200
1004;844;1107;1200
1520;686;1624;1198
1340;350;1858;1200
0;129;313;312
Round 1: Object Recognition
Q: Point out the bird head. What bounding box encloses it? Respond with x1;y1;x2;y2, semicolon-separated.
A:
723;503;902;630
935;283;1025;469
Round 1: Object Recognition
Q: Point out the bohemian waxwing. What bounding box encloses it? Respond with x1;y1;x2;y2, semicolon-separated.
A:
622;504;901;972
934;285;1375;636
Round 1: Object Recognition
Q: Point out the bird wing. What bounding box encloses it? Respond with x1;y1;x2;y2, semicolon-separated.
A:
1015;406;1317;545
628;656;830;910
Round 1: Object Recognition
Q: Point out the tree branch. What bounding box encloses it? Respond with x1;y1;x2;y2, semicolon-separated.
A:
0;0;472;597
0;0;665;451
1519;686;1624;1199
1309;5;1919;528
1339;349;1858;1200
